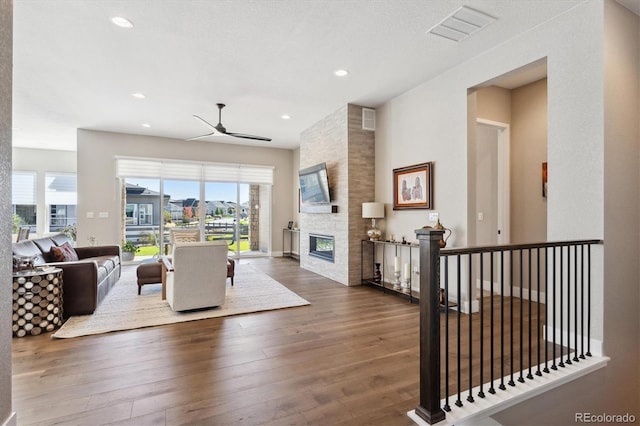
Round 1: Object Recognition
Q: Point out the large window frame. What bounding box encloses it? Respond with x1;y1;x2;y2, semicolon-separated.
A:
118;157;274;259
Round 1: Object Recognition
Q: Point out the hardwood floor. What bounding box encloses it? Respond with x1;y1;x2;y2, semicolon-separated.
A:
12;258;557;425
12;258;421;426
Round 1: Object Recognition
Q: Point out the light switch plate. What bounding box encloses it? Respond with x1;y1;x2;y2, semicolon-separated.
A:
428;212;439;222
99;212;109;218
86;211;94;219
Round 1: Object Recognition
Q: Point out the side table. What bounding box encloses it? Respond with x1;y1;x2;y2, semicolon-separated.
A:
12;268;64;337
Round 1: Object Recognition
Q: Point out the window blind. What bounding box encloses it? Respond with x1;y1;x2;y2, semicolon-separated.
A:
116;158;273;185
45;173;77;205
12;171;37;204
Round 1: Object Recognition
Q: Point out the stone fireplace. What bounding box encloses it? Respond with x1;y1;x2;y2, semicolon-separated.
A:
299;104;375;285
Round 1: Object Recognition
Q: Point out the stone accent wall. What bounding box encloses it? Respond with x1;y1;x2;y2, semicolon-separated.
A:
299;104;375;285
249;184;259;251
0;0;13;421
347;104;376;285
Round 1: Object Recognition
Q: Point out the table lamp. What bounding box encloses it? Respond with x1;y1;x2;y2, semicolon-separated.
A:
362;202;385;241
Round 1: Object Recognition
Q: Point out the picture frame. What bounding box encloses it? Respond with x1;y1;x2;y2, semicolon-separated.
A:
393;162;433;210
542;162;548;198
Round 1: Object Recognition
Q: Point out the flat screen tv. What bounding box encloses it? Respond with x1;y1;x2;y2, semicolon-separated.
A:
299;163;331;205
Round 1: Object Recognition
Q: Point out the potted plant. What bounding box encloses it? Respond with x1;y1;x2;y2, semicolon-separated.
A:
121;240;139;261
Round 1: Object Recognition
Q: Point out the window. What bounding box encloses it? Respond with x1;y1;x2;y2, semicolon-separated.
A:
117;158;273;258
49;204;78;232
12;171;37;231
45;173;77;233
138;203;153;225
125;204;138;225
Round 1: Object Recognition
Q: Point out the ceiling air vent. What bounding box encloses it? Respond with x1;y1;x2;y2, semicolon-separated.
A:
362;108;376;131
427;5;496;42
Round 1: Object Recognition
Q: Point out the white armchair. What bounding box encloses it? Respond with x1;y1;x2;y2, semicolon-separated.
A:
162;241;228;311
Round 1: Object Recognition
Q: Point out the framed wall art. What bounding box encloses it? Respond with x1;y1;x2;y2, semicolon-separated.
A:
393;162;433;210
542;162;548;197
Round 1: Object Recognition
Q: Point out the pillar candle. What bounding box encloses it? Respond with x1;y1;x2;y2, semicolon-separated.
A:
394;256;401;272
404;262;411;280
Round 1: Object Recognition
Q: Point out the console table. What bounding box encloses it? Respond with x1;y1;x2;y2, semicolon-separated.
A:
283;228;300;260
12;268;64;337
361;240;419;303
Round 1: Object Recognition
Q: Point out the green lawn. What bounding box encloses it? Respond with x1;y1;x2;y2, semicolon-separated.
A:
134;238;250;257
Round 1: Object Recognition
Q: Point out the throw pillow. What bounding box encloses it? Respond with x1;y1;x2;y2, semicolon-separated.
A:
50;242;79;262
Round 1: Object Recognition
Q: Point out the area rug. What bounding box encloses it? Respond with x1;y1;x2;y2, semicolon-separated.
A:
52;262;309;339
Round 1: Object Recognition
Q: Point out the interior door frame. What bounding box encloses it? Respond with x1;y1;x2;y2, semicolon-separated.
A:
476;118;510;245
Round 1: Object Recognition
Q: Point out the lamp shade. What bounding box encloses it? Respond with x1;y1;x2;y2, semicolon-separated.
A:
362;202;385;219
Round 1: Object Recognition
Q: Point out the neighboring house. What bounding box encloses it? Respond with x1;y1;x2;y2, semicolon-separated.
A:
124;183;169;243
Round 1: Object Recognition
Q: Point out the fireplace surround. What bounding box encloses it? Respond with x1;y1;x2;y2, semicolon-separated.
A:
309;234;334;262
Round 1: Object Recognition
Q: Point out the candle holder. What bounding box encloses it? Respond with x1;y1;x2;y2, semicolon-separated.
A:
393;270;401;290
401;278;411;294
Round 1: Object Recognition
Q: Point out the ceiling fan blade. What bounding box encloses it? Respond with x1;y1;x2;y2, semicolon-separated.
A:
193;114;217;130
226;132;272;142
186;131;215;141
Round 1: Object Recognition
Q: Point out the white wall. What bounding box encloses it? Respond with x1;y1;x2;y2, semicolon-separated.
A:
376;0;638;422
76;130;293;253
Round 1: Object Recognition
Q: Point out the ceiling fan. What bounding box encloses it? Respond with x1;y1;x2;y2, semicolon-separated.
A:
188;103;271;142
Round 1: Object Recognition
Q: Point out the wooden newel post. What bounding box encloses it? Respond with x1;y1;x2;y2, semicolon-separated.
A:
414;228;445;424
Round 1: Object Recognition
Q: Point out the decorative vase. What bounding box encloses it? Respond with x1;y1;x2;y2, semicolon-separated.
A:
423;219;452;248
122;251;135;262
374;263;382;283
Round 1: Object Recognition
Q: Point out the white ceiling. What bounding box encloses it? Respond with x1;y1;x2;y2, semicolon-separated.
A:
12;0;592;152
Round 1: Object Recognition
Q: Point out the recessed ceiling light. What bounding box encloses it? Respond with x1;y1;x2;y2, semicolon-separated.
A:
281;114;291;120
111;16;134;29
131;93;146;99
141;123;151;128
334;69;349;77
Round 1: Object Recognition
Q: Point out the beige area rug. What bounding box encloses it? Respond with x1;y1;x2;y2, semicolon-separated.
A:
52;262;309;339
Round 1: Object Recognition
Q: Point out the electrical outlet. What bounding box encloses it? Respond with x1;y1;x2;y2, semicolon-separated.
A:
428;212;439;222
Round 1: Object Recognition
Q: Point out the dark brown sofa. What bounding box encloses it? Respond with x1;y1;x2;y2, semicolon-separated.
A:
12;234;121;317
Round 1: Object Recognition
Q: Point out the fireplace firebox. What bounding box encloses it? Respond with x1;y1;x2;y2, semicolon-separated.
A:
309;234;334;262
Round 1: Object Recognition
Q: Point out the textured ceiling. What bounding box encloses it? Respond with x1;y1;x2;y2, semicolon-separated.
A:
12;0;586;151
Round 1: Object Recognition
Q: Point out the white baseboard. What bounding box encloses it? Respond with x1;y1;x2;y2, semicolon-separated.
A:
475;280;546;303
545;326;603;357
2;412;17;426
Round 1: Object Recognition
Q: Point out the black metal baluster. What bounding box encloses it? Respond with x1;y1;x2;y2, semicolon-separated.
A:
518;249;525;383
573;245;579;362
499;250;506;391
580;245;586;360
559;247;565;368
543;246;549;374
489;251;496;394
467;254;474;403
444;256;451;412
536;247;543;376
527;248;533;380
478;252;485;398
566;246;572;365
587;245;592;357
551;247;557;371
509;250;515;387
456;255;462;407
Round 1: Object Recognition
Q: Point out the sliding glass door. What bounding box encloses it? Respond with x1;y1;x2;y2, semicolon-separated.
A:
118;158;273;260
